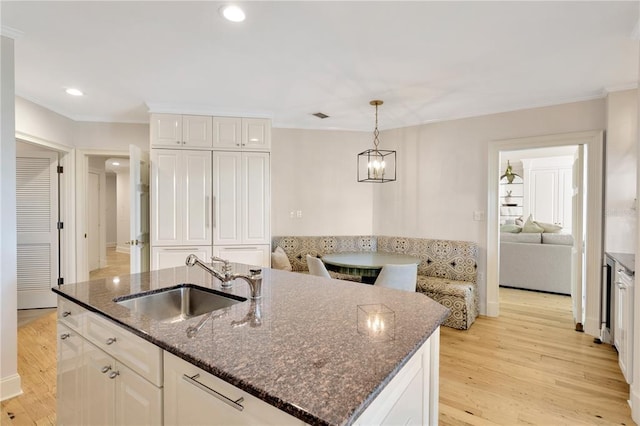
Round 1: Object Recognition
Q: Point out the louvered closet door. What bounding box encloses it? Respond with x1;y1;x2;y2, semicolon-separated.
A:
16;152;58;308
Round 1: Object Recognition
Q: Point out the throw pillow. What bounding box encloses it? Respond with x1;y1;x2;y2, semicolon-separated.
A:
500;224;522;233
534;221;563;233
271;246;292;271
522;214;544;233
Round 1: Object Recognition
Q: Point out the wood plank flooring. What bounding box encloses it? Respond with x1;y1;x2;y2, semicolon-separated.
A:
440;288;633;425
2;280;634;425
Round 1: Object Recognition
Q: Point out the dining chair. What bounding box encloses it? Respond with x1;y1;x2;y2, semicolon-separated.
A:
374;264;418;292
306;254;331;279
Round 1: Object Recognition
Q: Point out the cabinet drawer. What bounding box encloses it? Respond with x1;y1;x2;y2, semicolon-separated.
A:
164;351;303;425
58;297;87;332
85;313;163;386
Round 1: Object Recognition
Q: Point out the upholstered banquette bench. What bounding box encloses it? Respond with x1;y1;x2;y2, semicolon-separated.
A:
271;235;479;330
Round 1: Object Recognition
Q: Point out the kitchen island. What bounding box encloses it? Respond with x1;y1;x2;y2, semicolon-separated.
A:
54;264;449;425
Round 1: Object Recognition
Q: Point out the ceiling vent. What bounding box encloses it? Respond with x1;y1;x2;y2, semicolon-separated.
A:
312;112;329;119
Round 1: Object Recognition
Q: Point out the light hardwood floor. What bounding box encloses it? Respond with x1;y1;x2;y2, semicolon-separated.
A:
2;283;634;425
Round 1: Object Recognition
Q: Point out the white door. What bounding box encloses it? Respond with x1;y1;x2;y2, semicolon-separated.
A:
571;145;585;330
16;151;58;308
130;145;150;273
88;171;101;271
212;151;242;245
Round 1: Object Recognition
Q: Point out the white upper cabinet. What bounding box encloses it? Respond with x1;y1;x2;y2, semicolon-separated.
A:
151;149;212;246
212;117;271;151
242;118;271;151
212;117;242;149
151;114;213;148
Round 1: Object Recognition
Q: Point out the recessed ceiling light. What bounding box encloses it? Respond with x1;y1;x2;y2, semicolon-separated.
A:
112;161;120;166
220;5;245;22
65;88;84;96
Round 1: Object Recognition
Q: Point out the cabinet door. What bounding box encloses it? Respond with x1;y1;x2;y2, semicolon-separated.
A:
213;151;242;245
182;151;212;244
152;246;212;270
242;153;270;244
57;324;85;426
213;245;270;267
183;115;213;148
242;118;271;151
84;341;116;425
212;117;242;149
150;114;183;148
115;362;163;426
151;149;181;245
164;351;302;426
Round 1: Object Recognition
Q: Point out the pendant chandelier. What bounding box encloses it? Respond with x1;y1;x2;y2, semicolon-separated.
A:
357;100;396;183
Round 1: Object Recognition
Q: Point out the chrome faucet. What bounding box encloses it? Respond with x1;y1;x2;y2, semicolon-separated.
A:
185;254;262;299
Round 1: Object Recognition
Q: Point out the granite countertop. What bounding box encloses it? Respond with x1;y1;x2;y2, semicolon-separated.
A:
606;252;635;275
53;264;449;426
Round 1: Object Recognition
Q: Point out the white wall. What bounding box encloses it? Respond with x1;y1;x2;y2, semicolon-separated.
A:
74;121;148;152
105;174;117;246
116;171;130;253
271;128;374;236
605;89;637;253
375;98;606;313
1;35;20;400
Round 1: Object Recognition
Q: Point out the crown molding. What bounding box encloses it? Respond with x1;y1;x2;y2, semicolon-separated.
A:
602;83;639;95
1;26;24;40
145;102;274;120
631;17;640;41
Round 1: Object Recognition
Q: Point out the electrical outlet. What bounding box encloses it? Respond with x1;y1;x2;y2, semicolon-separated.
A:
473;211;485;221
289;211;295;219
296;210;303;218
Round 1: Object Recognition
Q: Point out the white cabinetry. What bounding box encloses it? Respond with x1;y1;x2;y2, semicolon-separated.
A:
613;263;634;384
151;114;213;148
164;351;303;425
151;149;212;247
212;151;270;267
152;246;212;270
523;157;573;228
57;298;163;426
212;117;271;151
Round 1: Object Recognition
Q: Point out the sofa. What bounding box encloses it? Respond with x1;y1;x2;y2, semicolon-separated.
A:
271;235;479;330
499;232;573;295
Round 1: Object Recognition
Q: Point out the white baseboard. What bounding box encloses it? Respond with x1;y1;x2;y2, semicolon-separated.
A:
631;384;640;424
584;315;600;338
116;245;130;254
0;373;22;402
107;242;116;248
485;301;499;317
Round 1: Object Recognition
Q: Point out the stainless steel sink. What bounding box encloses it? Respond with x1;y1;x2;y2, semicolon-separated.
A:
115;284;246;322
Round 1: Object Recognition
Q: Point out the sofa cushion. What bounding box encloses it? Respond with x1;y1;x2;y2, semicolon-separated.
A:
271;246;292;271
522;215;544;233
542;233;574;246
500;232;542;243
376;236;478;283
535;221;563;233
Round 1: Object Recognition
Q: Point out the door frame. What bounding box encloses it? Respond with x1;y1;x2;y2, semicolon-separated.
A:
75;149;128;282
15;131;76;285
487;130;604;337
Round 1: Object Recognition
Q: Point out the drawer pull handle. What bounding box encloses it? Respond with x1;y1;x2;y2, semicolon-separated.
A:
105;337;117;345
101;366;112;374
62;311;71;317
108;371;120;379
182;374;244;412
60;333;70;340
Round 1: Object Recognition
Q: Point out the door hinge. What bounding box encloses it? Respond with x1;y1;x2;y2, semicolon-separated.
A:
57;221;64;230
57;165;64;173
57;277;64;286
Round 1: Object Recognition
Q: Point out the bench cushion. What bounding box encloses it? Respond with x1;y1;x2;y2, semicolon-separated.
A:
417;276;478;330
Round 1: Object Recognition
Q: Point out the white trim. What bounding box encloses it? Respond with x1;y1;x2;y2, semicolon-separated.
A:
487;131;604;336
0;373;22;401
0;26;23;40
76;148;129;281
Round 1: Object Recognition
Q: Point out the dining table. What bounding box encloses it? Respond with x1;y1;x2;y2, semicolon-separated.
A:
321;252;421;284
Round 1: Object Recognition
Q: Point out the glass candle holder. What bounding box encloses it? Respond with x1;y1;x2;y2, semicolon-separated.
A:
357;304;395;341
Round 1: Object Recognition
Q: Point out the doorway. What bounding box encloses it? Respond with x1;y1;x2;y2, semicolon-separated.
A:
497;145;581;328
487;131;604;338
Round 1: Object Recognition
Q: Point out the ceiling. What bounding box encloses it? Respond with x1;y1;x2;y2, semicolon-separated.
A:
2;1;639;131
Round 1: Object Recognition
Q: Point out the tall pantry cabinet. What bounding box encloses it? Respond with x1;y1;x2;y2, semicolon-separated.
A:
150;113;271;270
